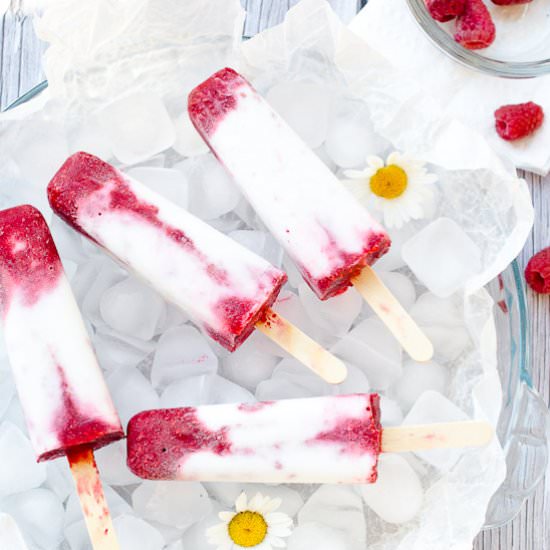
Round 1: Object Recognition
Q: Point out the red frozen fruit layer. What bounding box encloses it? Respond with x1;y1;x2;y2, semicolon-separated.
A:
525;247;550;294
188;67;246;138
313;394;381;482
205;270;286;351
494;102;544;141
301;230;391;300
454;0;496;50
48;152;287;351
127;408;232;480
426;0;466;22
38;364;124;462
0;205;63;314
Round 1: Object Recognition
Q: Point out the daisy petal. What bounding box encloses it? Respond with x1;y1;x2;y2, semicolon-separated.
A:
266;513;292;525
344;169;368;179
270;527;293;537
262;497;282;514
269;536;288;548
218;511;235;522
367;155;384;169
249;492;265;511
235;492;248;512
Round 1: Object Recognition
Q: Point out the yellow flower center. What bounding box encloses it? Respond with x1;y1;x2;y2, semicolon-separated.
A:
369;165;408;199
227;511;268;548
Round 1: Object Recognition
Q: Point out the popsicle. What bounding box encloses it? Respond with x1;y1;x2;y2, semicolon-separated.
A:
188;68;433;362
0;205;123;549
126;394;493;484
47;152;347;383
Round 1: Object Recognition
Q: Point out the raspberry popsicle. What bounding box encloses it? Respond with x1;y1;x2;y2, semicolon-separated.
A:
0;205;122;549
48;152;346;383
189;68;433;362
126;394;493;484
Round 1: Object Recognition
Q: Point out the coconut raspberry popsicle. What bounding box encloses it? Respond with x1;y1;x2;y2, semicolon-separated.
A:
0;205;123;549
48;152;347;383
126;394;493;484
189;68;433;362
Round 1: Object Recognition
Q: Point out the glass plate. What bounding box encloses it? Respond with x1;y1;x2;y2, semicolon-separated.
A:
6;82;550;529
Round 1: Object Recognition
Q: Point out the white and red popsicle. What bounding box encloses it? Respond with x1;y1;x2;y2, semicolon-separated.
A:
0;205;123;548
188;68;390;301
126;394;493;485
188;68;433;362
127;394;382;484
48;153;347;383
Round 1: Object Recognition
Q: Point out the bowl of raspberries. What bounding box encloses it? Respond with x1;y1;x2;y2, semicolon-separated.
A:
406;0;550;77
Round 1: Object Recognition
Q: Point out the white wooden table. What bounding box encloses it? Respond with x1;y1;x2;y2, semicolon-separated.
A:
1;2;548;549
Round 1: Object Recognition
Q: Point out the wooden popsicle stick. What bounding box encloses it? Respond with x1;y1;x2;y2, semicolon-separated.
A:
352;266;434;362
67;447;119;550
381;421;494;453
256;308;348;384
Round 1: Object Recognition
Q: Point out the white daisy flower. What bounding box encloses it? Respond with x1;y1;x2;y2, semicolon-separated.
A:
206;492;293;550
344;151;438;229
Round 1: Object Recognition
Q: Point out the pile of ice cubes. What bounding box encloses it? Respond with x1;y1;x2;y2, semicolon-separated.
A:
0;76;507;550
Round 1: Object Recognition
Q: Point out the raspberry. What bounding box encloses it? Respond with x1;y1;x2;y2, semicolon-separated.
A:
426;0;466;22
492;0;531;4
525;248;550;294
454;0;496;50
494;102;544;141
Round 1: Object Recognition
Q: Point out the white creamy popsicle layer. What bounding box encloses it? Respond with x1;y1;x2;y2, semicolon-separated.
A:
48;152;287;351
127;394;382;484
0;205;123;461
188;68;391;300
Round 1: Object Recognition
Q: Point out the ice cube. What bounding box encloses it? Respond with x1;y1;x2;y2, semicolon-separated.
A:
331;318;402;390
204;483;304;517
106;367;160;427
151;326;218;389
228;229;283;267
282;254;304;289
299;486;365;543
0;514;27;550
180;503;223;550
69;115;113;160
402;218;482;297
173;109;210;157
65;485;132;527
64;520;88;550
410;292;463;327
1;488;64;549
93;330;153;371
256;358;333;401
374;224;415;272
126;166;189;208
423;325;471;361
221;338;279;392
299;282;362;337
403;390;470;470
95;440;140;486
377;271;416;311
175;155;240;220
335;364;371;396
379;396;404;427
325;110;385;168
100;277;166;341
44;461;74;502
391;360;448;413
113;515;165;550
360;454;423;524
97;92;176;164
266;81;331;149
132;481;212;529
287;522;353;550
2;398;27;433
0;422;46;497
11;120;69;188
160;374;256;408
50;214;87;264
0;369;14;420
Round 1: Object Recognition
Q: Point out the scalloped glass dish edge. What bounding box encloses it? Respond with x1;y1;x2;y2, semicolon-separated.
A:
5;82;549;530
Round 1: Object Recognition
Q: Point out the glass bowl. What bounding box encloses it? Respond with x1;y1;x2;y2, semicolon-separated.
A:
6;83;550;530
406;0;550;78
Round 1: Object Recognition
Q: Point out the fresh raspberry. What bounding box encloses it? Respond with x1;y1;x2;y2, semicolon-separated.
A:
454;0;496;50
494;102;544;141
426;0;466;22
525;248;550;294
491;0;531;5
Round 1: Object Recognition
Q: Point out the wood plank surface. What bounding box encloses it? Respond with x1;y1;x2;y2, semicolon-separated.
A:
1;2;549;549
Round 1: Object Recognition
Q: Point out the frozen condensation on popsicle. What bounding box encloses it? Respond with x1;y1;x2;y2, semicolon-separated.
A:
47;152;287;351
0;205;123;461
188;68;391;300
126;394;381;484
